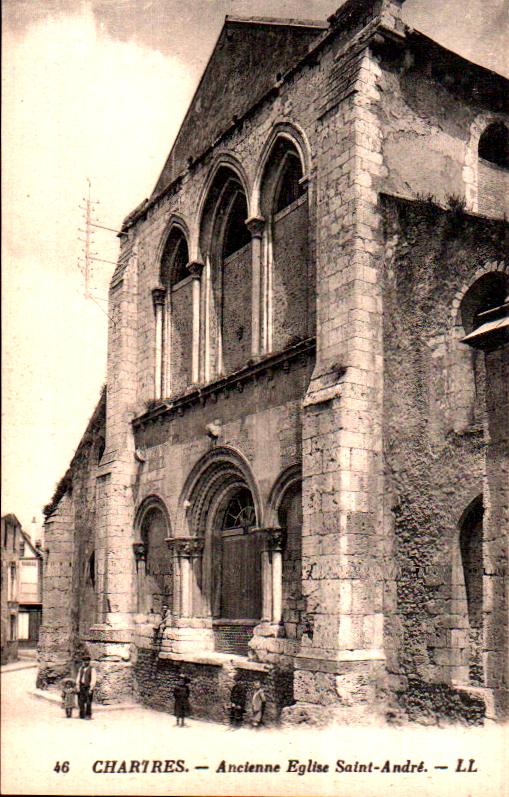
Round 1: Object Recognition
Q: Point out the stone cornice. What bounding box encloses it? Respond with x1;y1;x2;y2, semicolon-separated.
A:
133;337;315;430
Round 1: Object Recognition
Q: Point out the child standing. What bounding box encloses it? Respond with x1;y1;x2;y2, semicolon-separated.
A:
61;678;76;718
250;680;266;728
173;675;190;727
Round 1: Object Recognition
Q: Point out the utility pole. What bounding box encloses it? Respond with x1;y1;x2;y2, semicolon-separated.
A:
78;179;125;317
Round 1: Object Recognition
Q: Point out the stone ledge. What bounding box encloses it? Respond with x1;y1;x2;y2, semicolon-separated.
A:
296;649;385;671
158;651;271;671
86;626;133;643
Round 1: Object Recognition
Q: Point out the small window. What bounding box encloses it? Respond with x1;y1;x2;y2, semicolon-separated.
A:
19;540;25;558
222;488;256;530
274;153;305;213
222;192;250;259
88;552;96;589
478;122;509;168
96;438;105;464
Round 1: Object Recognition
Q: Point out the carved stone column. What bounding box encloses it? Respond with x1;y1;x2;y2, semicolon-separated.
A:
167;537;205;617
266;528;285;624
187;261;204;384
132;541;147;613
164;536;213;656
246;216;265;357
152;287;166;400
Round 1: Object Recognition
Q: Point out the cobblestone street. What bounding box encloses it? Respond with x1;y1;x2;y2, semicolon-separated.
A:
2;664;506;796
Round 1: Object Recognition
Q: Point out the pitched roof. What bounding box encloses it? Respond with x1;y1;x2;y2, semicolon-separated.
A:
152;17;326;196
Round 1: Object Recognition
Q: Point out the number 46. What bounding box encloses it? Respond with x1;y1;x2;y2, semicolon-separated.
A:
54;761;70;773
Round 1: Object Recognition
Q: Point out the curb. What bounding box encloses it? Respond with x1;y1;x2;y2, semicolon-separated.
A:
29;689;139;712
1;663;38;674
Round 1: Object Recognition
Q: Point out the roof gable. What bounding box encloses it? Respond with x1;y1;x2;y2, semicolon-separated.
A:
152;18;325;196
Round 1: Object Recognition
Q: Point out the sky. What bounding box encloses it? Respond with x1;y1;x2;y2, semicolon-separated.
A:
2;0;508;535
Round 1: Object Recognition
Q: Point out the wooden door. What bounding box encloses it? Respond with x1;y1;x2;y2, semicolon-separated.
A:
220;533;261;620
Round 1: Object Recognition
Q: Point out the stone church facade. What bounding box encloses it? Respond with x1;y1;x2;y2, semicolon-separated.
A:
38;0;509;725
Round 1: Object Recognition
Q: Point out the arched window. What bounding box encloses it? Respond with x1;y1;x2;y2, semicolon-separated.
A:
222;192;251;259
459;497;484;685
200;167;252;378
221;488;256;530
260;138;312;352
278;480;303;640
477;122;509;217
139;504;173;615
160;227;192;396
478;122;509;168
88;552;96;589
461;271;508;351
274;152;305;213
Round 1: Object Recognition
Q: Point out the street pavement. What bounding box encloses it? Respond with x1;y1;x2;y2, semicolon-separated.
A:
1;665;506;797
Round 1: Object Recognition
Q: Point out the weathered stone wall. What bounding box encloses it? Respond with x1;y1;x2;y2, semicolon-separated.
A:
222;245;252;373
170;278;193;395
377;39;509;212
134;649;293;726
38;391;106;687
272;198;311;350
133;357;313;527
380;195;508;723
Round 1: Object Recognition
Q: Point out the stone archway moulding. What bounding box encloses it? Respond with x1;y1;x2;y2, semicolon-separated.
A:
175;446;263;537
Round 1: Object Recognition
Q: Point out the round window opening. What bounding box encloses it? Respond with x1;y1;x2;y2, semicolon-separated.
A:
221;488;256;530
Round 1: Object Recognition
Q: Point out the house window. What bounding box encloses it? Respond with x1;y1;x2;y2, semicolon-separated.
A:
19;540;25;558
8;564;17;601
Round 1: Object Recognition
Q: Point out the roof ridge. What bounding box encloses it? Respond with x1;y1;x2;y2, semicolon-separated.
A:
224;15;327;29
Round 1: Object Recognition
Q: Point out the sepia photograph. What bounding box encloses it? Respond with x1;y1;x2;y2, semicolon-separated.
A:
2;0;508;795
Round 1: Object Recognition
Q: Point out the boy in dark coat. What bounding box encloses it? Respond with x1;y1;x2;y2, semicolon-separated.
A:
229;683;246;728
174;675;190;726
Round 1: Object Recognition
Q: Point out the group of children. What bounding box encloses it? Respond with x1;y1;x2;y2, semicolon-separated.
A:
173;675;267;729
62;670;267;728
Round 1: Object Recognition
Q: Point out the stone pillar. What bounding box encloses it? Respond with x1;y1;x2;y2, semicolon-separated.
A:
246;216;265;357
152;287;166;400
132;541;146;614
187;261;204;384
267;529;284;623
283;49;388;726
163;537;213;655
85;239;139;702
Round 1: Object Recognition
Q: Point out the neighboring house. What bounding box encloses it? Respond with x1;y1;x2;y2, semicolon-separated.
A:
17;530;43;649
38;0;508;726
1;514;21;663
